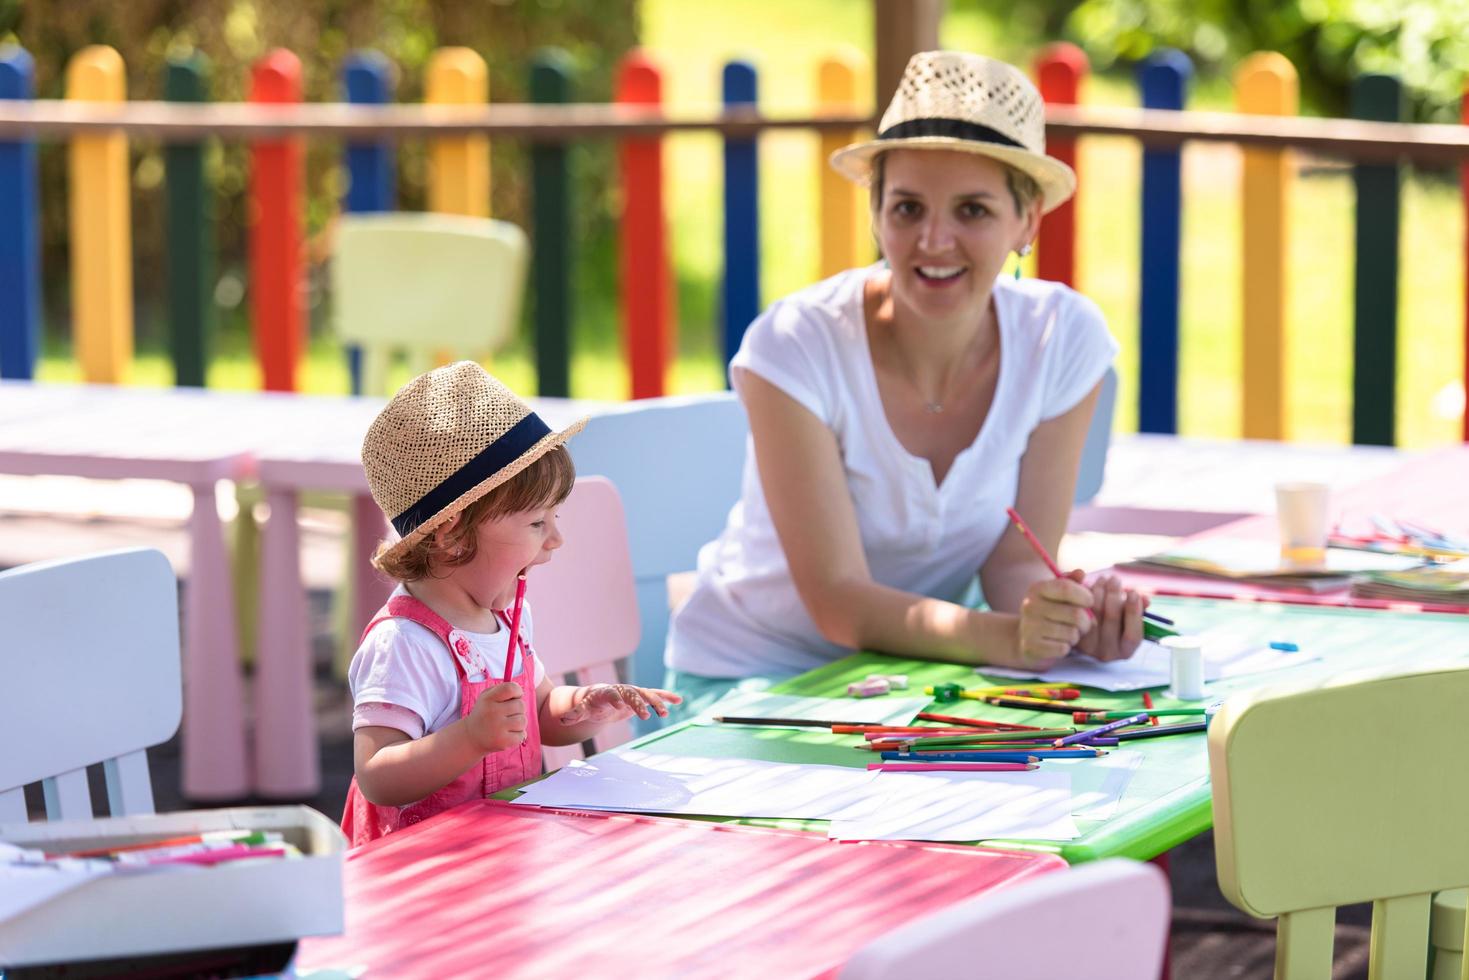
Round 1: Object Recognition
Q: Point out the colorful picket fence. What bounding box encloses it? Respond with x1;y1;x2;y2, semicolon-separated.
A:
0;41;1465;445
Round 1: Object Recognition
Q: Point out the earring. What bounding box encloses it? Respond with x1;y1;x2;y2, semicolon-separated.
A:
1017;243;1033;258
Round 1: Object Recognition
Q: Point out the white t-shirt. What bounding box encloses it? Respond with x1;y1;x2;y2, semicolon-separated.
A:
348;585;547;739
665;266;1118;679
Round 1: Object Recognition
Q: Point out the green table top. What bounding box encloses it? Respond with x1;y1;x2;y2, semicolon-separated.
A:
611;597;1469;862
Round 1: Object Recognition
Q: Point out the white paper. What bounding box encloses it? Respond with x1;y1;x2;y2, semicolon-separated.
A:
509;751;883;820
979;632;1316;692
696;691;930;726
0;844;112;924
1049;750;1144;820
828;770;1078;842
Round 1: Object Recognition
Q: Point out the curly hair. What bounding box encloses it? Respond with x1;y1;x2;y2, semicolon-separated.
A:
373;445;577;582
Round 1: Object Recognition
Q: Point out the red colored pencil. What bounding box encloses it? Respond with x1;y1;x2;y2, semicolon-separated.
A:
915;711;1047;731
1005;506;1096;622
868;762;1037;773
1142;690;1160;726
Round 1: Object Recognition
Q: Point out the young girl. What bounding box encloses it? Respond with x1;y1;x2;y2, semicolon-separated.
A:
343;361;680;845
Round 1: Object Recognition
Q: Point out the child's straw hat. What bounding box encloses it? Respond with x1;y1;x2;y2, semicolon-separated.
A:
361;361;586;564
828;50;1077;214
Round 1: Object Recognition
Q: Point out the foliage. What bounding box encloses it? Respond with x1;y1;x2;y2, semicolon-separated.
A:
1;0;637;346
955;0;1469;121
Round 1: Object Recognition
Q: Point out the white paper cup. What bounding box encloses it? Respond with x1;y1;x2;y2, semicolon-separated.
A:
1275;481;1330;569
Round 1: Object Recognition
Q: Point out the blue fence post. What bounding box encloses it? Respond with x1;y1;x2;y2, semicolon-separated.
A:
0;46;41;380
341;51;396;394
722;60;760;375
1137;49;1192;434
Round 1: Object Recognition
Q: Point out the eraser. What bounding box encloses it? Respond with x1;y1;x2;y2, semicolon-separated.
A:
867;673;909;690
1269;641;1299;652
848;678;891;698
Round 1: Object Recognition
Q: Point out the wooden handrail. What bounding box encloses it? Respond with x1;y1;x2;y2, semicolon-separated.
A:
0;99;1465;164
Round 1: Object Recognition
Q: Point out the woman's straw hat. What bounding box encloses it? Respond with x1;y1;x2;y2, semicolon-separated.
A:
829;50;1076;214
361;361;586;564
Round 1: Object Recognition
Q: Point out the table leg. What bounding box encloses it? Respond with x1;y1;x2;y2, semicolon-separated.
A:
352;493;392;631
181;480;249;800
254;485;320;798
1153;850;1172;980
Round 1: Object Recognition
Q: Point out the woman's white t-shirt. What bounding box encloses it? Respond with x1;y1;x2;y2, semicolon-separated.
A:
665;266;1118;679
348;585;547;739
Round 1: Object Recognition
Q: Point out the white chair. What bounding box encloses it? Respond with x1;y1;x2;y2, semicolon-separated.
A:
0;548;181;822
1076;365;1117;506
525;477;641;770
566;393;749;691
839;858;1170;979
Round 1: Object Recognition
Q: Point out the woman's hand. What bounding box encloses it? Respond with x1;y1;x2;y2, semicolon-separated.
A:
1072;574;1148;662
465;682;528;752
1015;569;1094;669
559;684;683;725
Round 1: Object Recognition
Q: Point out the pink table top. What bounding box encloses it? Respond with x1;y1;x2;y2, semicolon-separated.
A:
294;800;1066;980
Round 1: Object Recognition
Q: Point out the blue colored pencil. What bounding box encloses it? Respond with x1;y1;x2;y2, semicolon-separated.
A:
880;748;1105;763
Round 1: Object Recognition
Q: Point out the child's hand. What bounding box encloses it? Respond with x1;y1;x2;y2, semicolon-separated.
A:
559;684;683;725
466;681;528;752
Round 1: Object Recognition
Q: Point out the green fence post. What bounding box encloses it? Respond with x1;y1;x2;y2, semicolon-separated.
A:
1351;73;1402;446
530;49;574;397
164;52;214;387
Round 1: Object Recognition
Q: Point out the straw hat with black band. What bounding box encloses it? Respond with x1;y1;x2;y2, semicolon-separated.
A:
828;50;1076;215
362;360;587;566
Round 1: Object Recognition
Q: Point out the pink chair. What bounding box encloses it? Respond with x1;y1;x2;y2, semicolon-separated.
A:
525;476;640;770
838;858;1171;980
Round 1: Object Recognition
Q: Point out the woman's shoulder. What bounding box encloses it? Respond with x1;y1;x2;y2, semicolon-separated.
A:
750;266;871;341
994;275;1105;329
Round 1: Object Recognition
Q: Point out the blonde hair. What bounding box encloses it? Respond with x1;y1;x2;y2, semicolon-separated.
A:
373;445;576;582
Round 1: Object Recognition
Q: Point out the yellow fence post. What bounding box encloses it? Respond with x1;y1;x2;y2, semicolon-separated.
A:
817;47;870;280
1236;52;1297;440
66;45;132;383
425;47;490;218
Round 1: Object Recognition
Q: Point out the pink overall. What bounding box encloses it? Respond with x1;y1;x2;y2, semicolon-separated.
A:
341;594;542;847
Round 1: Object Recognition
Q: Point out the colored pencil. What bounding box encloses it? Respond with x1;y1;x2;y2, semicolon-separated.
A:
868;762;1038;773
1114;721;1206;741
883;748;1106;762
716;716;878;728
1073;708;1206;722
836;725;993;736
885;728;1075;744
1054;712;1151;747
1006;506;1096;623
986;696;1114;714
1142;690;1160;726
916;711;1047;731
500;573;528;683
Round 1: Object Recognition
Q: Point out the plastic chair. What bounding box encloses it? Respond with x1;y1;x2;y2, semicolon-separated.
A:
566;393;749;692
332;212;529;393
1075;365;1117;506
1208;662;1469;979
0;548;181;822
525;477;640;770
838;858;1170;979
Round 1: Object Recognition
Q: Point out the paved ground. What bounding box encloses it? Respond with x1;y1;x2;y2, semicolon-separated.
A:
3;486;1376;978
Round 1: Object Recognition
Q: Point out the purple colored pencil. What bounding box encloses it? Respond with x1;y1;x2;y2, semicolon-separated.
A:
1053;712;1152;747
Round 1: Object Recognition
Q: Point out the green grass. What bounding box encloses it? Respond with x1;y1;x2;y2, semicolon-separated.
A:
37;4;1468;446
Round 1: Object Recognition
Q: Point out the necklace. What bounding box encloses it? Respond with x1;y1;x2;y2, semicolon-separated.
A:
899;325;990;416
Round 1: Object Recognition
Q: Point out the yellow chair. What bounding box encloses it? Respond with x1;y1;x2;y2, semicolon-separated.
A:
233;212;530;677
1208;662;1469;979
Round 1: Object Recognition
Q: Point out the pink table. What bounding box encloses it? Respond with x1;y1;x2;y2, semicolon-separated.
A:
295;800;1066;979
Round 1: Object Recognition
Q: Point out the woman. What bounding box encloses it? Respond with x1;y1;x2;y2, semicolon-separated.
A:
665;50;1148;713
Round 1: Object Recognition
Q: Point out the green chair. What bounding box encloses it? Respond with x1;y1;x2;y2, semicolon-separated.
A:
1208;662;1469;979
233;212;530;677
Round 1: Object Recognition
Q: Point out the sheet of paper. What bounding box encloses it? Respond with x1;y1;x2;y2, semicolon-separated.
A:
509;751;883;820
696;691;930;726
1050;750;1144;821
979;632;1316;691
828;770;1078;842
0;844;112;924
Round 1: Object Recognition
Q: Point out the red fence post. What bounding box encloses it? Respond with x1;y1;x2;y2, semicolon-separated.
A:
248;49;304;392
616;51;672;399
1463;84;1469;442
1035;43;1087;287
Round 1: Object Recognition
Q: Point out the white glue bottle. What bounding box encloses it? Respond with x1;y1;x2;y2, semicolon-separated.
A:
1162;635;1206;701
